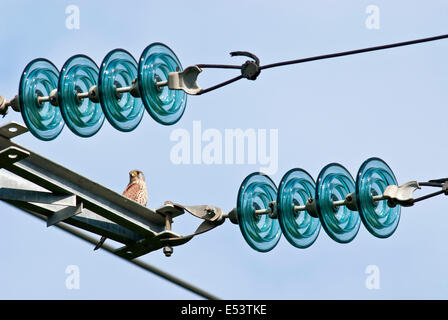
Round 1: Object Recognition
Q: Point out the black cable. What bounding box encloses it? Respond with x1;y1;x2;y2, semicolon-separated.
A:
197;75;244;95
412;190;445;204
419;182;443;187
194;33;448;95
260;33;448;70
428;178;448;183
196;64;241;69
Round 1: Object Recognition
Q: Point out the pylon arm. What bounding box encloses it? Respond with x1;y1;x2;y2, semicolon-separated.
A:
0;122;229;258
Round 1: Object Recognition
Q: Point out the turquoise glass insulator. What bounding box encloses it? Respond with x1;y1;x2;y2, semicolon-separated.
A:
138;43;187;125
19;58;64;141
98;49;144;132
356;157;401;238
237;172;281;252
316;163;361;243
58;55;104;137
277;168;321;248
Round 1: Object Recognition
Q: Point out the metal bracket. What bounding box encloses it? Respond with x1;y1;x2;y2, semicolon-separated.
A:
112;201;227;259
162;202;225;237
0;122;29;140
0;146;30;166
114;229;191;260
47;202;83;227
164;201;225;223
383;181;421;207
0;188;76;206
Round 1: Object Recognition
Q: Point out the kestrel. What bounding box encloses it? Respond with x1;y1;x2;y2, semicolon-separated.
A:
94;169;148;251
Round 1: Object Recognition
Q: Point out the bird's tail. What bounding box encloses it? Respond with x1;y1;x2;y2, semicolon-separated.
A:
94;236;107;251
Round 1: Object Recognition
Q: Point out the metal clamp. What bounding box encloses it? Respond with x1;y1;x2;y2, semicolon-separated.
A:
383;181;420;207
230;51;261;80
164;201;225;222
143;201;227;257
167;50;262;95
168;66;203;95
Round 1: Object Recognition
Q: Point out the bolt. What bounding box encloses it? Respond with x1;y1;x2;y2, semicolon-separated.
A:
163;246;173;257
205;206;215;216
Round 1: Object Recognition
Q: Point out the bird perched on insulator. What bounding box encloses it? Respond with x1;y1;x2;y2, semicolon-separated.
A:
94;169;148;250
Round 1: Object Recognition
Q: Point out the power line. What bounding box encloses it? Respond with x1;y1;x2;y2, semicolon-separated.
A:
190;33;448;94
23;209;220;300
260;33;448;70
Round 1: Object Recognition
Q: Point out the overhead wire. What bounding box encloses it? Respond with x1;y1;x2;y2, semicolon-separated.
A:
21;208;220;300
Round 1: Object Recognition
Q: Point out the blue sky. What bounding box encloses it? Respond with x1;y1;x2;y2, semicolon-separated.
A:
0;0;448;299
